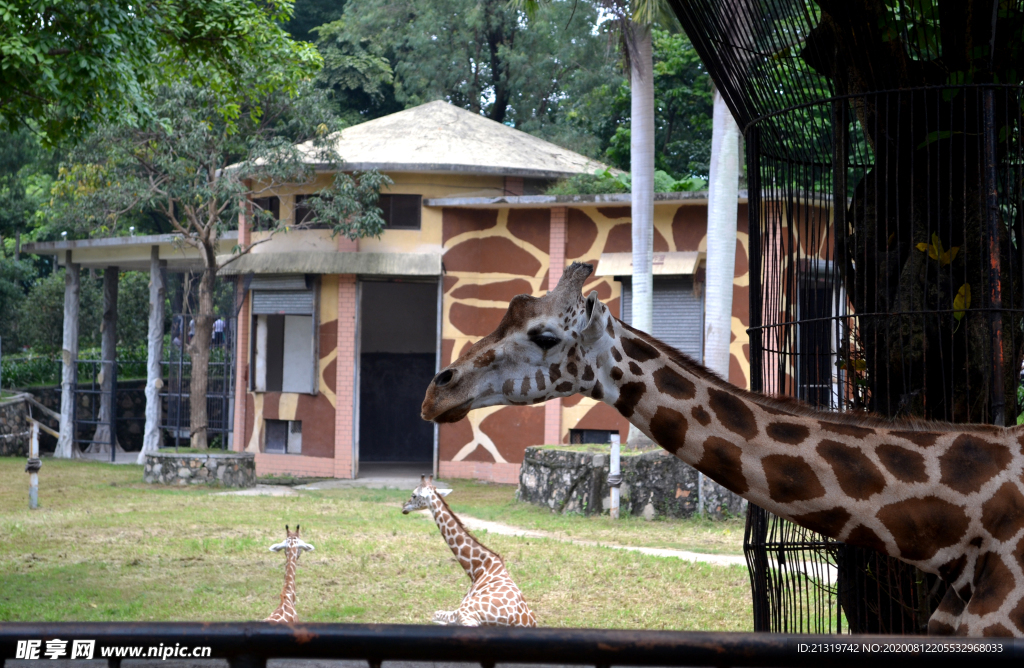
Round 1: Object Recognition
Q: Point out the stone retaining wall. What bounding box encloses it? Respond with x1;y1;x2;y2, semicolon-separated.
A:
517;446;745;520
143;452;255;487
0;394;31;457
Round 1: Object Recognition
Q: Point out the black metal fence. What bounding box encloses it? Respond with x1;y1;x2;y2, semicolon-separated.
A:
2;623;1022;668
71;359;146;460
162;315;236;449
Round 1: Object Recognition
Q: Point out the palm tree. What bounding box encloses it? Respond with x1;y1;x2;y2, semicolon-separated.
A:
704;88;741;381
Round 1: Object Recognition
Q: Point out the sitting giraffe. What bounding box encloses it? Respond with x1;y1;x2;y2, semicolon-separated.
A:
264;525;314;623
421;262;1024;637
403;475;537;627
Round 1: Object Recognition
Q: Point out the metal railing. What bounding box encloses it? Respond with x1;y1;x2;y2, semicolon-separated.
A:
1;623;1022;668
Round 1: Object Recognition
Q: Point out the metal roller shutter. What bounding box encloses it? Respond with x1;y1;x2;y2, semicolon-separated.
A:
621;276;703;362
252;290;315;315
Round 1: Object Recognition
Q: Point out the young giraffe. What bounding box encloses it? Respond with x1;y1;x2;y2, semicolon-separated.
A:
421;262;1024;637
264;525;314;624
402;475;537;627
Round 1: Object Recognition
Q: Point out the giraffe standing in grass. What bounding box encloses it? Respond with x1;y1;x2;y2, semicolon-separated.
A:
264;525;314;623
403;475;537;627
421;262;1024;637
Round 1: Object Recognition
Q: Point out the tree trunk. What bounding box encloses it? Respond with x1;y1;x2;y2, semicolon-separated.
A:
626;21;656;450
186;267;216;449
705;89;740;379
55;258;80;459
842;89;1023;426
139;247;165;463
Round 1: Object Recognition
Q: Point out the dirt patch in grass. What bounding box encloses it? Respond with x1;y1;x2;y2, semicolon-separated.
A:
0;458;751;629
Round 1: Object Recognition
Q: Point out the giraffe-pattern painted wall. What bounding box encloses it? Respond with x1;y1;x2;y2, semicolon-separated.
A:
437;201;751;481
241;275;341;476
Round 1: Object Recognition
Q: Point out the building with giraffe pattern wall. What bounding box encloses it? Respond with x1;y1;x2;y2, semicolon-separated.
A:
224;101;754;483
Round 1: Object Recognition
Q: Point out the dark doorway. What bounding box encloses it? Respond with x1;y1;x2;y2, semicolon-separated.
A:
358;280;438;465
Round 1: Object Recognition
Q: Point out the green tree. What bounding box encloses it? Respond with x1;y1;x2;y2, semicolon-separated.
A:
0;0;321;143
18;270;102;354
49;75;390;449
283;0;348;43
316;0;623;147
604;28;713;179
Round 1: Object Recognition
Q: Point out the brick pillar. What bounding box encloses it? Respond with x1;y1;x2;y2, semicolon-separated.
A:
338;236;358;252
334;275;357;477
232;203;251;451
544;206;568;444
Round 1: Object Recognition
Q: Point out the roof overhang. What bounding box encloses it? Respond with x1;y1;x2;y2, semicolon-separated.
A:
596;251;705;277
22;232;239;271
217;251;443;277
424;190;749;209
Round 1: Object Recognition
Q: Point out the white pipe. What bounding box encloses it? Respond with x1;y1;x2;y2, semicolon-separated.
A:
29;421;39;510
609;433;621;520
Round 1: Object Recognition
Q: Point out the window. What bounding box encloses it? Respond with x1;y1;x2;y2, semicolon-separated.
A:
569;429;619;445
294;194;331;228
379;194;422;230
252;197;280;225
250;277;318;394
265;419;302;454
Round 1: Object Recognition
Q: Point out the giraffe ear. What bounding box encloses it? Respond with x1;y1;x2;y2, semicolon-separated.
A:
581;291;604;344
436;488;453;497
269;541;287;552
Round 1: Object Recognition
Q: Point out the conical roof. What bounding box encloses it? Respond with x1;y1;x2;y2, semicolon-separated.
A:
302;100;608;178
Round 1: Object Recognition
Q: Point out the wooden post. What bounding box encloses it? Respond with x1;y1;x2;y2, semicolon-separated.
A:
139;248;166;464
90;266;121;455
55;253;80;459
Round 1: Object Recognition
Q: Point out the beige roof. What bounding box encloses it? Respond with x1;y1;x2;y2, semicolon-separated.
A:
301;100;609;178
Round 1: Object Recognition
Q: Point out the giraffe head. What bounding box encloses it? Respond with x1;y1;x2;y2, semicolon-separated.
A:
402;475;453;514
268;525;315;558
422;262;612;423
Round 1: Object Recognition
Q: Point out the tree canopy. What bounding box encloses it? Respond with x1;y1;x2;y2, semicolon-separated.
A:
0;0;321;143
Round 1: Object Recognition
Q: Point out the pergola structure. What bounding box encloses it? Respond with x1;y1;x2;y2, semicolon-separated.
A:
22;232;238;462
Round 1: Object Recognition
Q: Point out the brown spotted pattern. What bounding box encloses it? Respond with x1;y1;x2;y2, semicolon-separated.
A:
422;262;1024;637
264;526;313;624
404;478;536;627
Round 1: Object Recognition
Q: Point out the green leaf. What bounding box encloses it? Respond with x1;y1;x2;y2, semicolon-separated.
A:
953;283;971;321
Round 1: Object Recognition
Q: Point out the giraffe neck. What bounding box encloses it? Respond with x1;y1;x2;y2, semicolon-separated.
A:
278;548;298;612
428;491;499;581
582;316;1023;577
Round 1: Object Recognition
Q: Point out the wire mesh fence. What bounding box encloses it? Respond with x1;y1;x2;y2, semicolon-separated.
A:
671;0;1024;635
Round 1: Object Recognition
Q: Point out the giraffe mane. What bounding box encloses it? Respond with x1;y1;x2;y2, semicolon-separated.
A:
620;320;1016;435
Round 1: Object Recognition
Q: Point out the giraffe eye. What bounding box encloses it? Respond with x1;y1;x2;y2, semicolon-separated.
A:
532;334;559;350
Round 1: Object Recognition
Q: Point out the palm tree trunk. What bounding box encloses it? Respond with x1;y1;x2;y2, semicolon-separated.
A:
626;21;655;450
704;88;740;378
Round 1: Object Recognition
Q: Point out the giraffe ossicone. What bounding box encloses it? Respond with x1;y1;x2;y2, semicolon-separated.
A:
264;524;314;624
421;261;1024;637
403;475;537;627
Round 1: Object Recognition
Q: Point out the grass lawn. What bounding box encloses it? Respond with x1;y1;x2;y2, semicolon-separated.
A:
0;458;752;630
432;480;746;556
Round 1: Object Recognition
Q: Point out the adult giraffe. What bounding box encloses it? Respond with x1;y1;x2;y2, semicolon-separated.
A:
421;262;1024;637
